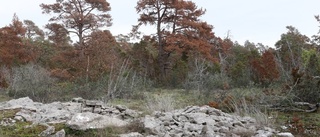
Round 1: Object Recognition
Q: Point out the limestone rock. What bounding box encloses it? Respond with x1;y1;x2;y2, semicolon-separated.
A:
71;97;85;103
66;112;128;130
143;115;162;134
277;132;294;137
0;97;37;110
51;129;66;137
119;132;144;137
0;118;16;126
39;125;55;137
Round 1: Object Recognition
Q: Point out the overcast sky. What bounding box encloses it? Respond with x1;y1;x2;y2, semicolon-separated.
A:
1;0;320;47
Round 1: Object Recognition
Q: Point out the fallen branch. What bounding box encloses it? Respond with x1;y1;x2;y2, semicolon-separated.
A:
270;102;319;113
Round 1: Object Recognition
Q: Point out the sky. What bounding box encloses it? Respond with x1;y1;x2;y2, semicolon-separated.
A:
1;0;320;47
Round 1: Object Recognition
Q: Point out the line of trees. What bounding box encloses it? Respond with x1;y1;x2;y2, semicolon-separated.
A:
0;0;320;103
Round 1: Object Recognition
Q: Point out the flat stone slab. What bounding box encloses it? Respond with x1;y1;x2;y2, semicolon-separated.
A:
66;112;128;130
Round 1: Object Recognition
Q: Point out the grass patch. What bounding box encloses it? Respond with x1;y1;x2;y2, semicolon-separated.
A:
0;121;47;137
274;111;320;136
108;98;145;112
0;109;48;137
0;109;20;121
0;93;12;102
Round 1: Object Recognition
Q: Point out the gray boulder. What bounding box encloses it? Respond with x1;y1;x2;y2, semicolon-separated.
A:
11;102;81;124
119;132;144;137
66;112;128;130
277;132;294;137
39;125;55;137
51;129;66;137
143;115;163;135
0;97;38;110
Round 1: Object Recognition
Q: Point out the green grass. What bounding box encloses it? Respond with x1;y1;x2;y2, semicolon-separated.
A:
0;109;20;120
0;121;47;137
0;109;48;137
0;93;12;102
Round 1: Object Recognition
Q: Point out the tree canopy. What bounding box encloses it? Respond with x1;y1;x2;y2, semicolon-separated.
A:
40;0;112;47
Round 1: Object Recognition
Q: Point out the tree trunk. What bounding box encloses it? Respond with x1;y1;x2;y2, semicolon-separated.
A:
157;4;165;81
86;55;90;83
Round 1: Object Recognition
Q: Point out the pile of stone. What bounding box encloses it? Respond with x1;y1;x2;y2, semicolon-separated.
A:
0;97;141;137
0;97;293;137
121;106;293;137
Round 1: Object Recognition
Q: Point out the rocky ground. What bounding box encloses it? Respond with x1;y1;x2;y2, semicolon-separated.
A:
0;97;293;137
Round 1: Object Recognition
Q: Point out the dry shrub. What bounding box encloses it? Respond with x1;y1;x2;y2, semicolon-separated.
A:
104;60;153;101
184;57;230;93
232;98;273;127
289;115;305;135
50;68;73;80
6;64;57;102
215;92;274;128
72;60;152;102
219;95;235;112
208;101;219;109
145;93;175;113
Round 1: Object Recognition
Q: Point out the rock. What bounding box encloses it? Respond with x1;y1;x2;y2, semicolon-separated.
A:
66;112;128;130
71;97;85;103
124;109;140;118
14;115;24;121
255;129;274;137
241;116;256;124
119;132;143;137
39;125;55;137
176;114;189;122
0;97;37;110
51;129;65;137
187;113;209;124
15;109;38;122
93;107;102;113
183;122;203;133
62;102;82;113
200;125;211;137
13;102;78;124
231;126;255;136
143;115;162;134
37;102;75;123
85;100;103;106
0;97;141;125
277;132;294;137
0;118;16;126
115;105;127;112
